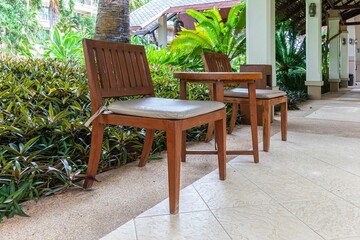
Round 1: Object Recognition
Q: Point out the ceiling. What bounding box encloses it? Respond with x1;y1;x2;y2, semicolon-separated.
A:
276;0;360;32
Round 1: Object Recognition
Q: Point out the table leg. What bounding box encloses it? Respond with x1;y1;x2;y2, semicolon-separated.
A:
180;81;187;162
248;82;259;163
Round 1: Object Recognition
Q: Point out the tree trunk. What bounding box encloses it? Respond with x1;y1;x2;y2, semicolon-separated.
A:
94;0;130;43
49;0;59;34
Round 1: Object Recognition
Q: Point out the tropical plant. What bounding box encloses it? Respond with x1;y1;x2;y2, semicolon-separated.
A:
169;3;246;61
275;20;308;108
132;35;204;70
275;21;306;73
0;0;41;56
129;0;151;12
57;13;96;37
43;27;85;61
95;0;130;43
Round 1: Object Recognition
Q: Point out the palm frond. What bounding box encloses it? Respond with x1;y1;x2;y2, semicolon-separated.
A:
186;9;209;24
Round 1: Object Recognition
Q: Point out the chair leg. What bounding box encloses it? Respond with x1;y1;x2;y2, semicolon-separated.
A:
281;100;288;142
262;101;271;152
205;83;215;142
205;122;214;142
138;129;155;167
181;131;186;162
248;83;259;163
215;115;226;181
83;121;104;189
228;104;239;134
166;122;182;214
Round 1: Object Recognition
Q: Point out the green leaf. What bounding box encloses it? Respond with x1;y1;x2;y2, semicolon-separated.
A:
20;136;40;155
14;202;29;217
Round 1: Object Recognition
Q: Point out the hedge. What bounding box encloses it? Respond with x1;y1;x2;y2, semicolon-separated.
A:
0;56;211;222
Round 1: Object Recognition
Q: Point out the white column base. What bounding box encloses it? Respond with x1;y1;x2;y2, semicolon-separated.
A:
340;78;349;88
329;79;341;92
305;80;324;100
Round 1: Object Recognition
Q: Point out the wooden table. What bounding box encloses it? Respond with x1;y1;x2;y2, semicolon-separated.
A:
173;72;262;163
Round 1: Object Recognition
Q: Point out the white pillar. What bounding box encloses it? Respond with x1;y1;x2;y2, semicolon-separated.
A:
340;25;349;88
355;16;360;84
246;0;276;87
157;15;167;47
348;20;356;85
305;0;323;99
328;10;341;92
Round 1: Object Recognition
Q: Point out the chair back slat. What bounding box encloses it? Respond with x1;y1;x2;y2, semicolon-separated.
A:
103;48;116;89
202;52;232;72
201;52;235;88
83;39;155;106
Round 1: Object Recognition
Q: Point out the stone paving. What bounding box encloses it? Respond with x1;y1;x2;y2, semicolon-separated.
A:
103;87;360;240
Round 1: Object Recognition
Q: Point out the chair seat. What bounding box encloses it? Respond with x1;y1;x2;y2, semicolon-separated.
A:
107;97;225;119
224;88;287;99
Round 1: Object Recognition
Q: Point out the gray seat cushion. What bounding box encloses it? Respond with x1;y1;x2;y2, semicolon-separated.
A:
107;97;225;119
224;88;287;99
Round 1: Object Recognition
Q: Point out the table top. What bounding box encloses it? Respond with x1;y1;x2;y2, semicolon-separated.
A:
173;72;262;81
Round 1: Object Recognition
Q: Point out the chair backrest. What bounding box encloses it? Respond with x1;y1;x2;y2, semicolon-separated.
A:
83;39;155;109
201;51;235;89
201;51;232;72
201;51;272;89
240;64;272;89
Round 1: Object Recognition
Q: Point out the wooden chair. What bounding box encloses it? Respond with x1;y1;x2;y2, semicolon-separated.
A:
82;39;226;214
201;51;287;152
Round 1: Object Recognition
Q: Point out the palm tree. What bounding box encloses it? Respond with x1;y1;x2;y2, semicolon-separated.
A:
49;0;60;31
94;0;130;43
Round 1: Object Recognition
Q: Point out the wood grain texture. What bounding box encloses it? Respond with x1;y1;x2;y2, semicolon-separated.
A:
82;39;227;214
200;51;288;155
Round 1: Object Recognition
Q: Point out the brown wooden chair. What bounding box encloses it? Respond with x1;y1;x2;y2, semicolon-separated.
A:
201;51;287;152
82;39;226;214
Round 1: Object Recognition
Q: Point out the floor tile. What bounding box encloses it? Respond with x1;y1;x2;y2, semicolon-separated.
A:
273;132;360;177
101;220;137;240
283;199;360;239
332;237;360;240
306;103;360;123
230;157;335;203
263;146;360;197
342;194;360;208
135;211;231;240
193;169;276;209
137;185;209;217
213;204;323;240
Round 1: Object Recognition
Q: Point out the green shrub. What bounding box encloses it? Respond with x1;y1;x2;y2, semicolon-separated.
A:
276;69;308;110
277;69;307;92
0;55;214;222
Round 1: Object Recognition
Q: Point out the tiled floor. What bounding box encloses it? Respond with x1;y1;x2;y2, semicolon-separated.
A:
102;130;360;240
306;103;360;122
99;88;360;240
